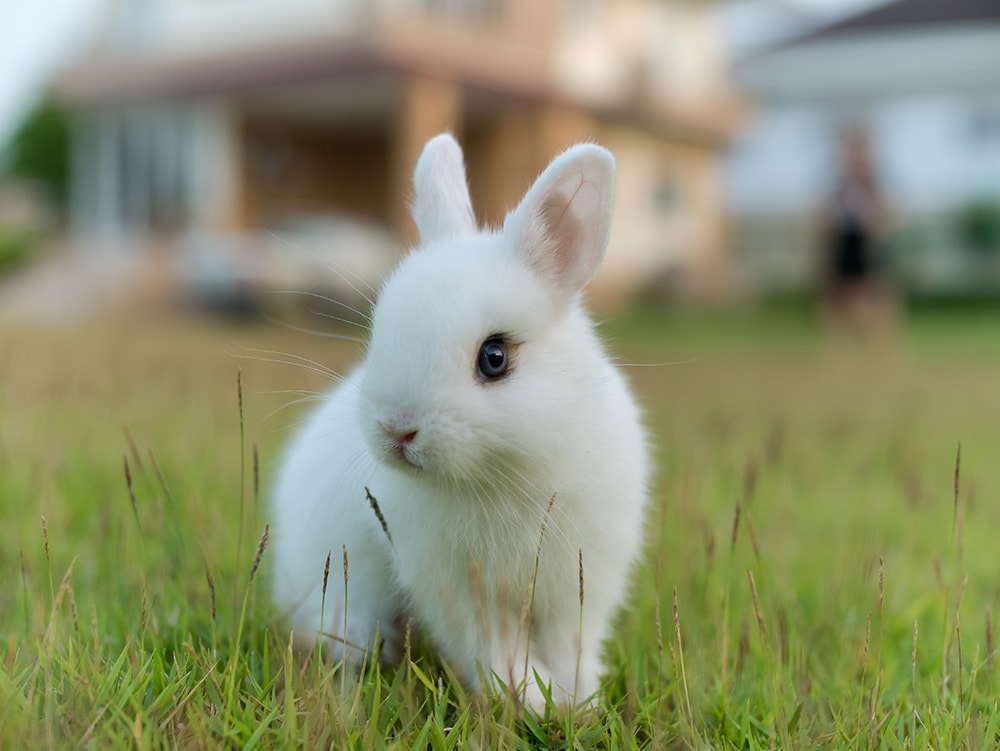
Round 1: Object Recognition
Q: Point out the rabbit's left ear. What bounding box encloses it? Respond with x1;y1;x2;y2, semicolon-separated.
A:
503;144;615;304
412;133;477;245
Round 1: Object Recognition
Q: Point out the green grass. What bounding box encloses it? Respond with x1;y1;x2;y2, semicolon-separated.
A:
0;227;42;273
3;307;1000;748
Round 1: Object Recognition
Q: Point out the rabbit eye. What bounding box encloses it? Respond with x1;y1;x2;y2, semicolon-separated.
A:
477;337;509;381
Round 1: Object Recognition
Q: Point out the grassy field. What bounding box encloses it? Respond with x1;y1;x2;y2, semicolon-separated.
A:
3;305;1000;748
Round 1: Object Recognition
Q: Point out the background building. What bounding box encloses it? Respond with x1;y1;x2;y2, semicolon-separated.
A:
55;0;743;307
726;0;1000;295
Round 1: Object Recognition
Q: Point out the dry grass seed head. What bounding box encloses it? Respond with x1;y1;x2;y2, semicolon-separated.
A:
861;612;871;674
123;457;139;528
322;550;332;598
253;444;260;502
67;585;79;635
747;570;766;639
206;570;217;624
878;556;885;619
147;449;173;505
124;426;144;472
90;604;100;653
200;548;217;624
45;557;78;649
41;515;50;563
953;441;961;527
365;487;392;544
237;368;244;421
730;499;742;551
249;525;269;582
701;518;715;571
736;616;750;675
746;514;761;561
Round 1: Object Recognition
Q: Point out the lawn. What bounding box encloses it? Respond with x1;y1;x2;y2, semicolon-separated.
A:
2;304;1000;748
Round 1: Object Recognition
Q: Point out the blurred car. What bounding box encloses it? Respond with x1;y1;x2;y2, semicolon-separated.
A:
181;212;400;317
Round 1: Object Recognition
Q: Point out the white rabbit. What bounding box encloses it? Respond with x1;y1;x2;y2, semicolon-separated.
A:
270;133;649;710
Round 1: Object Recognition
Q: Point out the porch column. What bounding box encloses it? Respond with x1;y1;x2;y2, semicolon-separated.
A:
189;105;242;233
69;111;97;251
683;149;731;299
94;109;125;253
122;106;152;238
388;76;462;248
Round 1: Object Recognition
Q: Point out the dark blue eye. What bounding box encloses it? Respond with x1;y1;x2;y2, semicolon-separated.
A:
477;337;509;380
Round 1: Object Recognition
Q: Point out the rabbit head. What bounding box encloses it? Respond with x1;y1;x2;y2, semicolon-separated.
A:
358;134;616;492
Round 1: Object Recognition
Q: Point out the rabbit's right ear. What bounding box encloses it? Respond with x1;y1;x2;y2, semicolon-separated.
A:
412;133;477;245
502;144;615;308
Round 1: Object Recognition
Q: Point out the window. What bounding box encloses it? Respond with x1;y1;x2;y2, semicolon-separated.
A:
967;103;1000;144
421;0;501;24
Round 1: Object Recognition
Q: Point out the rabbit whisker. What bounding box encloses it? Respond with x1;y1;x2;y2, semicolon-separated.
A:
262;392;328;425
615;358;701;368
266;230;380;308
227;345;345;384
267;288;374;327
261;309;369;344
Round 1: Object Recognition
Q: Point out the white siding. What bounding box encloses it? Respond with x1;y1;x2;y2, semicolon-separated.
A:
728;94;1000;219
112;0;364;52
725;105;834;214
551;0;729;109
877;95;1000;207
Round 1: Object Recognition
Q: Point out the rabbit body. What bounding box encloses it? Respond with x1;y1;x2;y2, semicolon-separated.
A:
271;134;649;708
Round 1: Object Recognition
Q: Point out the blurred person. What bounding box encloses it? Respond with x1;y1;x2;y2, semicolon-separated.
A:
822;126;894;333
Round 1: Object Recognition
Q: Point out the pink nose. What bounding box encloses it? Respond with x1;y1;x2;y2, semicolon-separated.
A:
387;428;418;446
383;425;418;459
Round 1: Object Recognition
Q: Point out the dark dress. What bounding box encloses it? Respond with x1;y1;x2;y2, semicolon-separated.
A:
832;219;870;281
829;180;878;283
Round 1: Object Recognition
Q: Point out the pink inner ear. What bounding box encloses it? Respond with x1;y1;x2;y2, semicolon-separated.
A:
540;191;584;281
530;173;605;292
506;144;615;298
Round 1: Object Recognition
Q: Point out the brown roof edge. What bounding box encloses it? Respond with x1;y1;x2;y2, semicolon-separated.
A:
759;0;1000;55
54;27;742;144
54;34;388;104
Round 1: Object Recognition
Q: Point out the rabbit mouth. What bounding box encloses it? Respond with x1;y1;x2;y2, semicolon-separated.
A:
389;442;421;470
378;423;424;470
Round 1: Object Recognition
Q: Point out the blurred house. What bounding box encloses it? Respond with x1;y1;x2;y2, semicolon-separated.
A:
0;182;53;231
726;0;1000;295
56;0;743;306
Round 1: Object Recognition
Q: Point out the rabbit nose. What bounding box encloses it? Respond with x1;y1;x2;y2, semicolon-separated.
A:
387;428;418;446
381;423;419;458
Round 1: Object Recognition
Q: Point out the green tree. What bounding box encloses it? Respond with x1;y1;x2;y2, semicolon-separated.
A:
2;95;70;211
956;199;1000;255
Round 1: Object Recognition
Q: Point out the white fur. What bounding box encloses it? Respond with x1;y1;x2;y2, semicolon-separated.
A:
270;134;649;709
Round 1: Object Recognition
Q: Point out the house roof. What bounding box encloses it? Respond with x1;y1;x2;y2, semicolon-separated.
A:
56;24;743;145
58;28;541;106
804;0;1000;40
734;0;1000;99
